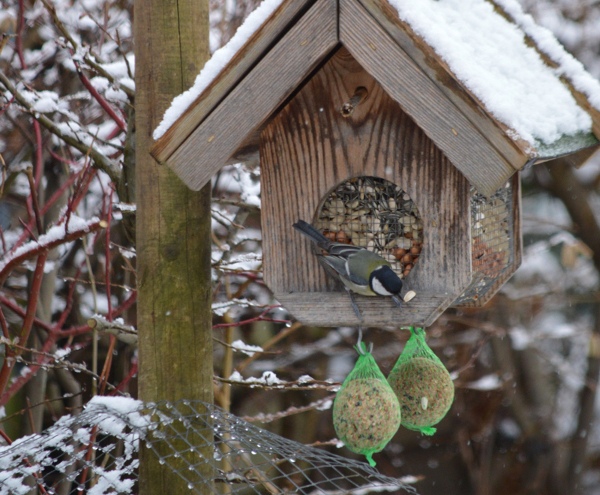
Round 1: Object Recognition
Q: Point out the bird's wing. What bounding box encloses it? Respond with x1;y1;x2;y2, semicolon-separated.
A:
320;254;368;287
325;243;365;258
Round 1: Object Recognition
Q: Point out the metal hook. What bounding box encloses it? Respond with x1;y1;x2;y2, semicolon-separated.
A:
356;327;373;355
356;326;364;354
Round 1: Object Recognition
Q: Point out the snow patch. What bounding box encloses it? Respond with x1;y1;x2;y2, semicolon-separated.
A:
465;374;503;390
231;340;263;357
153;0;285;140
388;0;593;146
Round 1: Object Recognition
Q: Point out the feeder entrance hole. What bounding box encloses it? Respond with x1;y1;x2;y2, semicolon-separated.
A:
314;176;424;280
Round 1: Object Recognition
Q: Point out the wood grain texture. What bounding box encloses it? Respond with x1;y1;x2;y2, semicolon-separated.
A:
151;0;315;164
260;47;472;327
458;172;522;308
356;0;530;168
135;0;213;492
340;0;516;197
164;0;338;191
275;292;456;327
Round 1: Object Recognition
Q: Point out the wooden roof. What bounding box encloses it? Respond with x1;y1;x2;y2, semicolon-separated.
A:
151;0;600;197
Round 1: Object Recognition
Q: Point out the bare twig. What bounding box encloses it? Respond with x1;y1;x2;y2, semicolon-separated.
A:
0;251;47;396
212;305;289;329
0;392;82;424
7;166;80;254
0;218;108;286
109;361;137;395
105;189;113;319
26;168;43;235
73;59;127;133
240;395;336;423
25;397;36;434
16;0;26;69
39;0;134;100
0;307;8;339
87;315;137;345
215;375;341;392
238;321;302;373
0;72;121;184
99;336;117;395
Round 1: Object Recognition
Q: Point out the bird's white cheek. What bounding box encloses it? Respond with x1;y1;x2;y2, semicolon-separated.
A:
371;277;393;296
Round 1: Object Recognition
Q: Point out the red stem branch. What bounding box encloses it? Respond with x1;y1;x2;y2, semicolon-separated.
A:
26;169;43;235
1;331;57;405
0;251;48;396
0;306;8;339
0;95;15;119
73;60;126;133
16;0;26;70
110;361;137;395
105;189;113;320
99;335;117;395
0;218;107;286
53;264;84;330
8;169;79;255
212;305;287;329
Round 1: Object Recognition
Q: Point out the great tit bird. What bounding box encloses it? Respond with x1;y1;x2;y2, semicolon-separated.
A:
293;220;406;319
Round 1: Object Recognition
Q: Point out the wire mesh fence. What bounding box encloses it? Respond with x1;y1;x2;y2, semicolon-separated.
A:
0;397;418;495
315;176;424;281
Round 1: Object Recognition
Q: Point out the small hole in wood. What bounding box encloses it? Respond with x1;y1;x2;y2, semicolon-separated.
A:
341;87;368;117
314;176;424;280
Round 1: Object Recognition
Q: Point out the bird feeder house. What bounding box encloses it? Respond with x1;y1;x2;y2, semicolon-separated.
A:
151;0;600;327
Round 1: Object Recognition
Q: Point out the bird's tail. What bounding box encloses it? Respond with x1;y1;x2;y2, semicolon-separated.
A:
293;220;331;250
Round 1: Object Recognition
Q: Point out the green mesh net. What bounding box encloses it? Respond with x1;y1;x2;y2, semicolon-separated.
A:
387;327;455;436
333;343;401;467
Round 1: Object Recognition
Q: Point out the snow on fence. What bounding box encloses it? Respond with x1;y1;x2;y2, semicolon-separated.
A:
0;397;417;495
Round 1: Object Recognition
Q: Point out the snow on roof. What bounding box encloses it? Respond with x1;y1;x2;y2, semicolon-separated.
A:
152;0;284;140
388;0;596;147
494;0;600;110
154;0;600;149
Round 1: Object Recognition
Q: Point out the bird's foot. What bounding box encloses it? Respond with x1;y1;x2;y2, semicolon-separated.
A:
345;288;363;321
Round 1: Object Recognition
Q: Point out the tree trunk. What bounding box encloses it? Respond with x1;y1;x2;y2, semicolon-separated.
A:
543;160;600;495
135;0;213;493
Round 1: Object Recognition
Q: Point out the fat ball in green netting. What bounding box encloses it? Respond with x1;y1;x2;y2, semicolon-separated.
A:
333;342;401;467
387;327;454;435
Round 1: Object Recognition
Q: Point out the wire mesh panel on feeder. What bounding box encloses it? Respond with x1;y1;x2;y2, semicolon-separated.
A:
453;173;522;307
315;176;424;281
387;327;454;436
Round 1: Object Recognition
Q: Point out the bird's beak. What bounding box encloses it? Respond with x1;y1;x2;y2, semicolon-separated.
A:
392;295;403;309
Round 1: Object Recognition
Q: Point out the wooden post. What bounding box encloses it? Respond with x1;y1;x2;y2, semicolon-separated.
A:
135;0;213;493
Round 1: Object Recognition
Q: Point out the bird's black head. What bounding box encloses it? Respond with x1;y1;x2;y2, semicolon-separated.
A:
369;265;403;296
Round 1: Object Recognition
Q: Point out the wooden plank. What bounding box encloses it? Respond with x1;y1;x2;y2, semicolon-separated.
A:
135;0;213;492
163;0;338;191
566;88;600;144
356;0;531;169
275;292;456;327
151;0;316;164
340;0;517;197
260;48;472;327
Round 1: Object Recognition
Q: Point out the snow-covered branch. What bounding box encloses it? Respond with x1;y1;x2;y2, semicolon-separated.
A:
0;216;108;285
